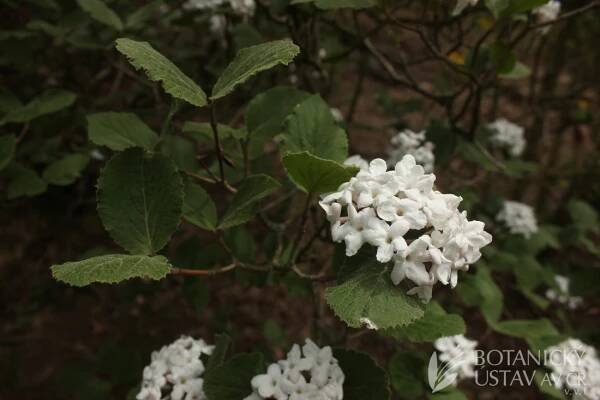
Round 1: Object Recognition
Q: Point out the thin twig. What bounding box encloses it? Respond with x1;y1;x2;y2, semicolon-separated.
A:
171;263;237;276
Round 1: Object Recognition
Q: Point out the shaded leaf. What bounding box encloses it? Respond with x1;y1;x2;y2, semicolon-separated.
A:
77;0;123;31
457;264;503;323
115;38;207;107
97;148;183;255
0;134;16;171
6;164;48;199
204;353;265;400
211;39;299;100
1;90;76;125
492;318;559;340
389;351;425;399
206;334;232;372
282;151;358;194
334;348;391;400
51;254;171;287
125;0;164;29
43;153;90;186
87;112;159;151
183;181;217;231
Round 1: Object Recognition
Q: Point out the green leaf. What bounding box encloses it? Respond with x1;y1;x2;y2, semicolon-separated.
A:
385;301;466;342
325;255;424;329
0;88;22;113
211;39;299;100
507;0;548;14
489;43;516;74
183;181;217;231
492;318;559;340
245;86;309;157
51;254;171;287
6;164;48;199
219;174;281;229
87;112;159;151
97;148;183;255
568;199;598;233
125;0;164;29
534;369;566;399
334;349;391;400
281;95;348;162
203;353;265;400
485;0;510;17
282;152;358;194
206;333;232;372
292;0;376;9
457;264;503;324
42;153;90;186
0;134;16;171
76;0;123;31
115;38;207;107
499;62;531;80
388;351;425;399
0;90;76;125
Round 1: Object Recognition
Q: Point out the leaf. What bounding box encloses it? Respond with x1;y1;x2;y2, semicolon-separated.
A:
384;301;466;342
6;164;48;199
115;38;207;107
499;62;531;80
211;39;299;100
0;134;16;171
0;88;22;113
183;181;217;231
334;349;391;400
484;0;510;17
281;95;348;162
568;199;598;233
125;0;164;29
388;351;425;399
43;153;90;186
492;318;559;340
203;352;265;400
534;369;566;399
205;334;232;372
97;148;183;255
507;0;548;14
76;0;123;31
457;264;503;324
325;256;424;329
51;254;171;287
1;90;76;125
282;152;358;194
219;174;281;229
87;112;159;151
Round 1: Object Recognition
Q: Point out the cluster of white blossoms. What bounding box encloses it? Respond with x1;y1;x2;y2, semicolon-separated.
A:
183;0;255;16
137;336;214;400
245;339;344;400
487;118;526;157
434;335;479;384
452;0;479;15
387;129;435;172
534;1;561;23
546;275;583;310
546;338;600;400
496;200;538;238
320;154;492;302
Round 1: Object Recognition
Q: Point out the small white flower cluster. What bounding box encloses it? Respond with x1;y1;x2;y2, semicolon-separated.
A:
330;108;344;123
320;154;492;302
546;275;583;310
387;129;435;172
546;338;600;400
534;0;561;23
434;335;479;384
245;339;344;400
452;0;479;15
496;200;538;238
184;0;255;16
487;118;526;157
137;336;214;400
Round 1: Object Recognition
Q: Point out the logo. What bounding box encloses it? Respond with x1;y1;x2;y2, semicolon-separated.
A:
427;352;459;393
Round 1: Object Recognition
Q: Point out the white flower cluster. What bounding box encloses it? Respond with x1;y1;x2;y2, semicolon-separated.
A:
487;118;526;157
137;336;214;400
452;0;479;15
434;335;479;384
496;200;538;238
245;339;344;400
546;275;583;310
184;0;255;16
546;338;600;400
388;129;435;173
534;0;561;23
320;155;492;302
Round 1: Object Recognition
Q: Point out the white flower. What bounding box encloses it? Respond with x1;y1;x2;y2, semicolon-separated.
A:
137;336;214;400
320;155;492;302
388;129;435;173
434;335;479;383
246;339;344;400
344;155;368;171
229;0;255;16
546;338;600;400
330;107;344;123
209;14;226;36
487;118;526;157
496;200;538;238
183;0;226;10
452;0;479;15
534;0;561;23
546;275;583;309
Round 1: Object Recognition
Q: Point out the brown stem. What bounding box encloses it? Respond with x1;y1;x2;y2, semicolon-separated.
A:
171;263;237;276
209;101;226;184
